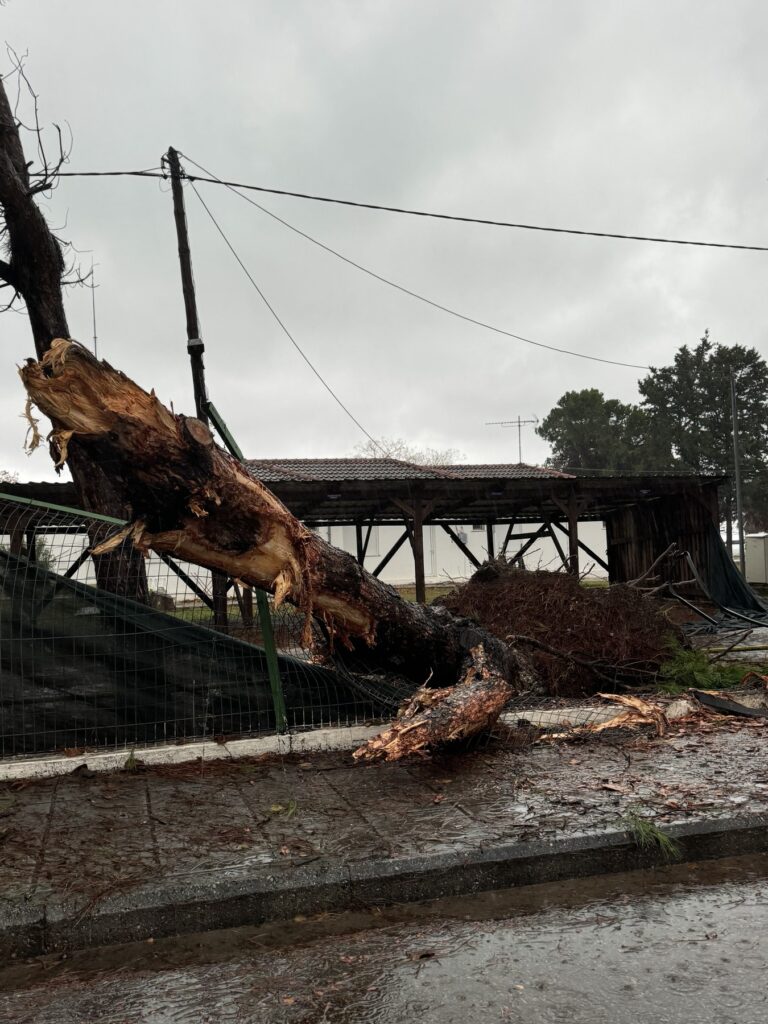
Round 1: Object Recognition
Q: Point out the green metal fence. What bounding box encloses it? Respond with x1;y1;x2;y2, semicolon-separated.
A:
0;492;393;757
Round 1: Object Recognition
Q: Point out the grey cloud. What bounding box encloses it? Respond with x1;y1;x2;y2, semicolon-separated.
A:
2;0;767;481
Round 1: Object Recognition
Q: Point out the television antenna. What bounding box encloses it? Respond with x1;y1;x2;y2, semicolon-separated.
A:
486;416;539;464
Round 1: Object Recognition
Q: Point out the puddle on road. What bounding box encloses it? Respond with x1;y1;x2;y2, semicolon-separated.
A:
2;853;768;1023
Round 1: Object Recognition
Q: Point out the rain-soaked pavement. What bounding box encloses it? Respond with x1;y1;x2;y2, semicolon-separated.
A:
2;719;767;917
1;853;767;1023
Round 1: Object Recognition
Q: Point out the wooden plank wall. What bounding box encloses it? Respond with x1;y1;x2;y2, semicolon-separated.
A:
605;484;719;584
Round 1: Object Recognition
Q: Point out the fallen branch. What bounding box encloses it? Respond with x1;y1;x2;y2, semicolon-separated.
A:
707;630;752;664
627;543;679;587
353;643;515;762
541;693;669;740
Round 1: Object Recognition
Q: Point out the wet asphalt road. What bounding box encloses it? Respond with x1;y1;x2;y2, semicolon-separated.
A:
1;854;767;1024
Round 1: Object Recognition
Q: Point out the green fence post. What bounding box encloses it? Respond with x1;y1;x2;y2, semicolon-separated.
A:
255;589;287;732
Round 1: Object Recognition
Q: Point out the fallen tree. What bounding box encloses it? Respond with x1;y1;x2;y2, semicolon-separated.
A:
20;340;537;760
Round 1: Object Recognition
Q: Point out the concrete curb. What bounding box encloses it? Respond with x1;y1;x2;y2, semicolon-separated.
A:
0;725;383;782
3;812;766;958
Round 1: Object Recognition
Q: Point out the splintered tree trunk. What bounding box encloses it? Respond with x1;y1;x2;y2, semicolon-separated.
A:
21;341;535;759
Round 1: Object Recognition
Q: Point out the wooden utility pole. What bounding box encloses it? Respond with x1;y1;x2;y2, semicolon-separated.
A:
165;145;228;630
165;147;209;425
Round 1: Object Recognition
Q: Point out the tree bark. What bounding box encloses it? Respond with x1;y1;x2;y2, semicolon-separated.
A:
0;76;147;600
20;341;535;756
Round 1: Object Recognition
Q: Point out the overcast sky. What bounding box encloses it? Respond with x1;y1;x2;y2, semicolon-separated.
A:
2;0;768;482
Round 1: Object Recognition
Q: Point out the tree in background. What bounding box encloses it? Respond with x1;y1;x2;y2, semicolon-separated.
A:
536;388;670;473
539;334;768;543
639;332;768;541
354;437;463;466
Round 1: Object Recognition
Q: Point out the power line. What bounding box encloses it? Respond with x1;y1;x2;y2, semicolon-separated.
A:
56;166;768;253
187;181;383;452
182;154;650;370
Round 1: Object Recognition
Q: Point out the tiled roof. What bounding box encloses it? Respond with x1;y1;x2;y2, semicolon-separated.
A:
244;458;574;484
448;464;574;480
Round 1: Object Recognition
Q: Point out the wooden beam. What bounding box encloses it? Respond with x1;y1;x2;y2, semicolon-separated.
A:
440;523;482;569
509;523;549;566
157;552;216;611
355;522;365;564
500;520;516;555
63;546;91;579
362;519;374;559
551;521;609;572
371;528;410;577
545;521;569;571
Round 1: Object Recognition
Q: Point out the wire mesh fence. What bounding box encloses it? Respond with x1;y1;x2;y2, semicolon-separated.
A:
0;492;396;758
1;491;693;763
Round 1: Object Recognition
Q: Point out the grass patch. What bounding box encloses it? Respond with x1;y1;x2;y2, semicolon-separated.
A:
395;584;455;605
621;809;681;861
658;644;765;695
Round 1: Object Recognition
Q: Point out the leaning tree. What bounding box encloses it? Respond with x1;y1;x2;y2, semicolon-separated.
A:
0;58;146;596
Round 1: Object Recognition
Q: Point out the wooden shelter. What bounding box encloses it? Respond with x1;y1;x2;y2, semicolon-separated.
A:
2;460;723;603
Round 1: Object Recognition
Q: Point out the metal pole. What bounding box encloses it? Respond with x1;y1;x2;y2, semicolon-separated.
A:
485;417;538;464
90;256;98;358
730;369;746;574
165;146;209;424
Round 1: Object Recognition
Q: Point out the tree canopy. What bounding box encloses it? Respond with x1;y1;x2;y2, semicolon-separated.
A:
539;334;768;531
537;388;669;473
639;332;768;529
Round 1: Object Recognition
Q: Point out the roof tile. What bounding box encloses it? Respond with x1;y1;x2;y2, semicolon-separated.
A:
244;458;574;483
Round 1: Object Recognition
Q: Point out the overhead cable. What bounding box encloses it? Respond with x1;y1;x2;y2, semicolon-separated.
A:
182;154;650;370
56;167;768;253
187;182;383;452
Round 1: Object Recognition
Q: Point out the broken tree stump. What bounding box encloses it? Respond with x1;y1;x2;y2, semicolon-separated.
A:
20;340;535;757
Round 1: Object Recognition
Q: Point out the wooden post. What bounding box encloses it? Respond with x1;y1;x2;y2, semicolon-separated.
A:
9;524;24;556
242;585;254;628
212;574;229;632
567;491;579;575
355;522;365;564
411;502;427;604
485;521;495;560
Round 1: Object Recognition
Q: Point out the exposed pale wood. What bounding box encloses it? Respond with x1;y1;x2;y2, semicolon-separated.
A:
353;643;516;762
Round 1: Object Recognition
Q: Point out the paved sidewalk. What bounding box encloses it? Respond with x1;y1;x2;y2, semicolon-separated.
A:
1;716;767;955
